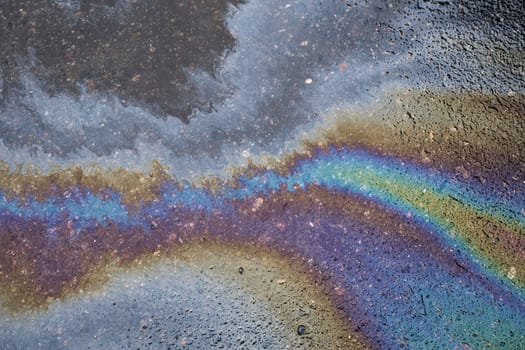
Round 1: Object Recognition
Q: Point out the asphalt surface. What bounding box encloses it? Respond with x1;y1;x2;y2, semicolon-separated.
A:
0;0;524;349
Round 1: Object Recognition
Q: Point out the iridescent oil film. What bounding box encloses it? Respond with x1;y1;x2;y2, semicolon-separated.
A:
0;1;523;349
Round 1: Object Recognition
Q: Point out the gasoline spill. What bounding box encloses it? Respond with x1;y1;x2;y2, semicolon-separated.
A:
0;90;524;349
1;0;524;348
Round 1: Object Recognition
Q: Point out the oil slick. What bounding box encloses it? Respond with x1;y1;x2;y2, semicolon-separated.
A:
0;0;524;349
1;90;524;349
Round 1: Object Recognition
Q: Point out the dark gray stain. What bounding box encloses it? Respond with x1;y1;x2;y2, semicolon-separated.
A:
0;0;244;123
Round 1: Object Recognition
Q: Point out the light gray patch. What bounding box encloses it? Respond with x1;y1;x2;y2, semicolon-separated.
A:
51;0;81;13
0;0;523;180
1;0;414;178
0;262;292;350
51;0;137;21
0;65;3;99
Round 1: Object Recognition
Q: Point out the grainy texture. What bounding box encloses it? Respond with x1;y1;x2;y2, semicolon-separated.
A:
0;0;524;349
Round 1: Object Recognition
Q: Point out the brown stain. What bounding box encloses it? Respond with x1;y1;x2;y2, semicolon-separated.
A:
305;90;525;188
0;160;170;207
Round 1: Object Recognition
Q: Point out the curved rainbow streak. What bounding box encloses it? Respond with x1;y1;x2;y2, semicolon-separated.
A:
1;146;524;347
229;147;525;284
2;147;522;229
1;146;523;290
230;147;524;226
